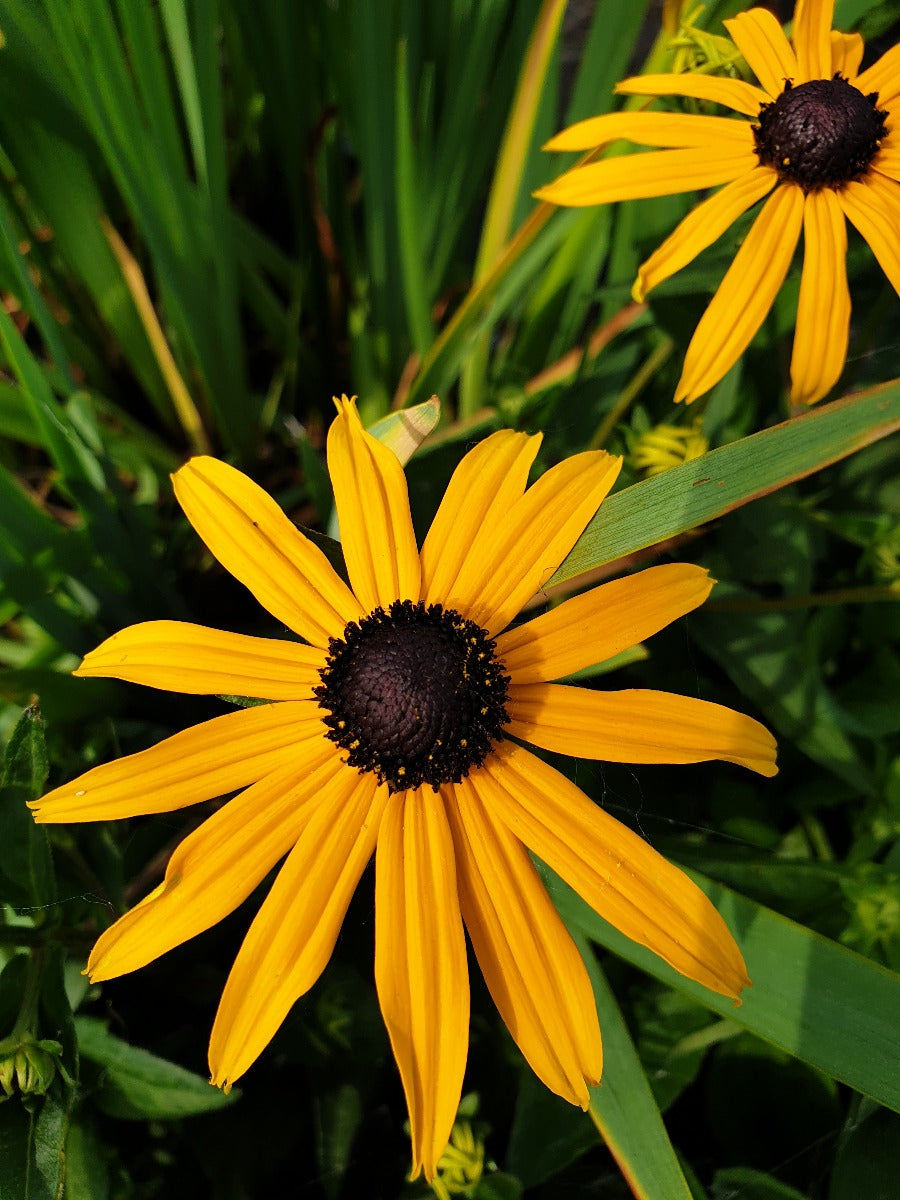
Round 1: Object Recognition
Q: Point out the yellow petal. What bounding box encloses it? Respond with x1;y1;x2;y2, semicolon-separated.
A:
874;144;900;185
830;31;864;79
615;74;770;119
506;683;778;776
856;43;900;105
209;767;387;1089
838;175;900;296
724;9;798;99
444;451;622;636
535;145;757;207
790;189;850;405
29;701;323;822
421;430;540;608
446;778;602;1106
173;457;361;647
481;742;752;999
75;621;326;700
375;790;469;1182
633;167;777;301
327;396;421;611
543;110;754;152
496;563;713;684
674;184;805;404
87;740;341;980
792;0;834;82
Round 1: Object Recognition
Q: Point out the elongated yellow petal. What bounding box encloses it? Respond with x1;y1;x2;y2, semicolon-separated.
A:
506;683;778;776
421;430;540;607
543;111;753;152
327;396;421;611
874;146;900;184
87;740;341;980
790;189;850;405
481;742;751;999
830;31;864;79
535;145;756;207
793;0;833;82
446;778;602;1106
375;790;469;1182
209;768;387;1089
445;451;622;636
838;175;900;295
75;621;326;700
173;457;361;647
615;74;770;118
675;184;805;404
29;701;323;822
633;167;777;301
496;564;713;684
724;9;798;99
855;43;900;105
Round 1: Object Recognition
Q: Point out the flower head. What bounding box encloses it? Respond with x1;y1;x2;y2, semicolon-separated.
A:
536;0;900;406
30;397;777;1178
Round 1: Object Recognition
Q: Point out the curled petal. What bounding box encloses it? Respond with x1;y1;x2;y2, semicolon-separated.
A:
75;621;325;700
506;683;778;776
375;790;469;1182
496;563;713;684
328;397;421;611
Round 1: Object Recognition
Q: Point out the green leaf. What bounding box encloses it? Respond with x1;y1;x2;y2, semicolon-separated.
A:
553;383;900;583
582;943;695;1200
2;703;49;797
0;705;53;908
0;1093;69;1200
710;1167;809;1200
829;1100;900;1200
75;1016;237;1120
546;867;900;1113
62;1115;110;1200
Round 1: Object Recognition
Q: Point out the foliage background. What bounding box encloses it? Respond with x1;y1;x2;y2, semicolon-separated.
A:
0;0;897;1197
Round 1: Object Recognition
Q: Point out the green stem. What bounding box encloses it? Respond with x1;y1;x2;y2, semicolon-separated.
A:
589;338;673;450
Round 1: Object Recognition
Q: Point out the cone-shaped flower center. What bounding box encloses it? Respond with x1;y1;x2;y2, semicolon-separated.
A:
315;599;511;793
753;75;887;189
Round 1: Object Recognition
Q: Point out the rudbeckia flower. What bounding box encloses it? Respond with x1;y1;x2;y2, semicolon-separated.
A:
536;0;900;406
30;398;777;1179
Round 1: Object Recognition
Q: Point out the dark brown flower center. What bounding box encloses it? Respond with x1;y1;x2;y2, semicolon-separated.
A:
315;599;510;793
752;75;887;189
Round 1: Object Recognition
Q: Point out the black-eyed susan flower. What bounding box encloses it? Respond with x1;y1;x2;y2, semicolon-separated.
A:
536;0;900;406
30;398;777;1179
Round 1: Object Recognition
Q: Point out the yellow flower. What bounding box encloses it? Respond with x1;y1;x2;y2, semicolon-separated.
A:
632;419;709;475
536;0;900;406
30;398;777;1179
